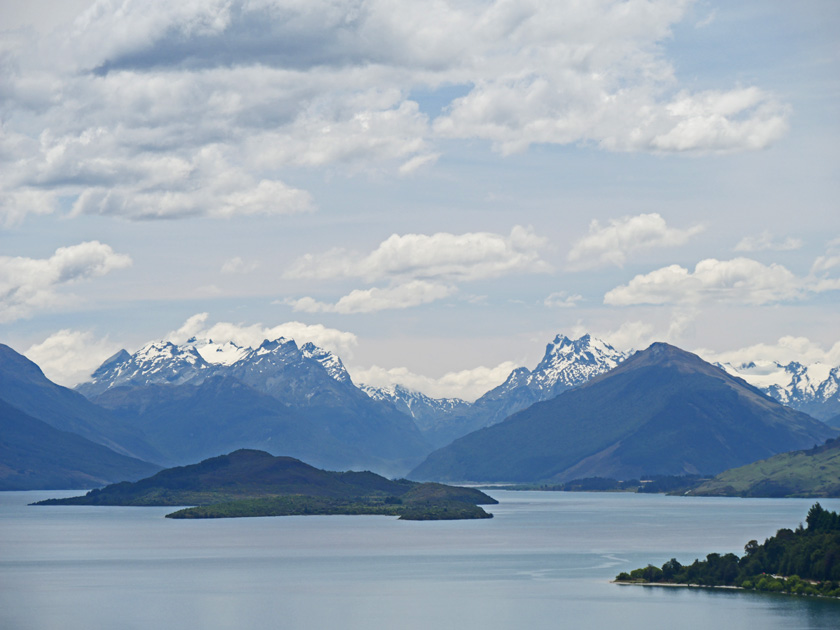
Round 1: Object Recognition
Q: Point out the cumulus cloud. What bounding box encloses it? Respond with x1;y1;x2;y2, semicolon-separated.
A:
734;231;803;252
352;361;519;402
165;312;358;358
0;241;132;322
287;225;551;282
602;257;836;306
287;281;456;314
285;226;549;314
0;1;790;224
25;329;121;387
567;213;703;269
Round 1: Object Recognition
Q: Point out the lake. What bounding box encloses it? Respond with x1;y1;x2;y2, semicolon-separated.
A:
2;490;840;629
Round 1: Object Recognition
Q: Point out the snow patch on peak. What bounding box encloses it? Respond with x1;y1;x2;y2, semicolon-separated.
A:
255;337;296;356
185;337;249;366
300;341;352;384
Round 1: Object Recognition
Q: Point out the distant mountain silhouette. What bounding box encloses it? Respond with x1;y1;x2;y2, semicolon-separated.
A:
0;399;161;490
0;344;162;463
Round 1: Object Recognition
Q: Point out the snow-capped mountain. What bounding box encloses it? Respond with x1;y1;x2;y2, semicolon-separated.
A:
365;333;629;448
78;336;360;405
361;384;471;433
484;333;628;404
78;341;213;397
300;342;353;384
76;336;430;474
718;360;840;423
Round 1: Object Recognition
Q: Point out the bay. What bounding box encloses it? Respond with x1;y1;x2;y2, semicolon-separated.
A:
2;490;840;630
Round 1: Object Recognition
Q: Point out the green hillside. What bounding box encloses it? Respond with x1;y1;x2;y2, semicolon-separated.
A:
688;438;840;497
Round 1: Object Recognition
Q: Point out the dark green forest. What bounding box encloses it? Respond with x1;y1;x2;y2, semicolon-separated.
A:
616;503;840;597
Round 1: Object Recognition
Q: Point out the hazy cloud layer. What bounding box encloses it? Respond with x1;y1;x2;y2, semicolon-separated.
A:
697;336;840;368
544;291;583;308
604;257;840;306
288;281;457;314
221;256;260;274
0;241;131;322
567;213;704;269
734;231;803;252
352;361;520;402
0;0;790;225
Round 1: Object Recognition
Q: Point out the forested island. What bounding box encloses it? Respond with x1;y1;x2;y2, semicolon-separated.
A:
616;503;840;597
33;449;496;521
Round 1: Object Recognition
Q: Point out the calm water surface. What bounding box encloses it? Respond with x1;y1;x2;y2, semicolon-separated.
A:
2;490;840;630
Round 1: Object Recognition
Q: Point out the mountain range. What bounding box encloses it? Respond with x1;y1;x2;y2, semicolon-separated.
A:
719;360;840;425
409;343;836;483
2;331;839;490
77;337;430;475
363;334;628;447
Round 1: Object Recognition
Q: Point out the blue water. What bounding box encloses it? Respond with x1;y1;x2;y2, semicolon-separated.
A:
2;490;839;629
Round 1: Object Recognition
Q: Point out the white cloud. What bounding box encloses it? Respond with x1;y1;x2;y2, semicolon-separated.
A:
165;312;358;358
288;281;456;314
24;328;122;387
648;88;789;152
544;291;583;308
287;225;551;282
568;308;698;353
812;255;840;274
811;237;840;274
285;226;550;315
221;256;260;274
351;361;519;402
567;213;703;269
696;336;840;368
0;188;58;228
0;0;791;224
603;257;832;306
0;241;132;322
734;231;803;252
568;319;656;354
62;144;315;220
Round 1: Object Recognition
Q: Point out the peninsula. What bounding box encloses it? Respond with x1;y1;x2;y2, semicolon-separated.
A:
616;503;840;598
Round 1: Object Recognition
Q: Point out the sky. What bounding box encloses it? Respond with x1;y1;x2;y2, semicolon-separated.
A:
1;0;838;400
